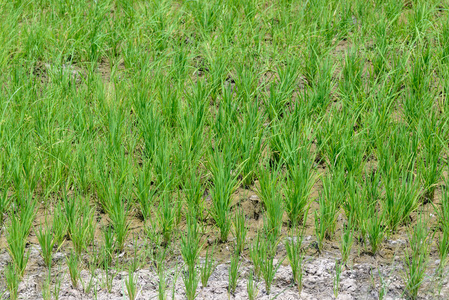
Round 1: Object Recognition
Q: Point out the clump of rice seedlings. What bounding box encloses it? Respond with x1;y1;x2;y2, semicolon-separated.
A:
333;260;342;298
158;191;177;246
52;201;67;247
125;268;138;300
181;218;201;300
257;166;283;243
259;235;283;295
315;174;341;252
265;59;300;122
250;234;264;279
247;269;259;300
382;167;421;232
136;162;157;222
404;217;431;300
228;251;240;295
65;195;96;255
200;247;216;288
209;143;239;242
102;225;115;269
284;145;315;228
35;220;56;269
436;180;449;269
236;100;264;188
102;175;131;252
7;198;36;277
366;208;386;256
5;263;19;300
0;188;10;226
232;209;247;255
183;168;206;222
340;221;354;266
417;114;443;202
67;251;80;288
285;232;305;293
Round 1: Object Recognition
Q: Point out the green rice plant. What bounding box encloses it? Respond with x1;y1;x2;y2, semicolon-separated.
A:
257;166;284;243
209;143;240;242
284;146;315;227
7;205;35;277
249;233;266;280
183;168;206;221
52;201;67;248
236;100;265;187
181;218;201;300
247;270;259;300
136;162;157;221
232;209;247;254
315;174;340;252
42;271;51;300
67;196;96;255
125;268;138;300
436;181;449;268
101;225;115;270
158;266;167;300
333;260;342;298
285;233;304;292
0;188;10;226
158;191;177;245
200;246;216;288
260;239;283;295
339;47;365;115
382;167;421;232
365;208;386;256
340;222;354;265
228;252;241;295
265;59;300;122
404;217;431;300
5;263;19;300
67;251;80;288
344;176;368;240
417;114;444;202
35;220;56;269
103;177;130;252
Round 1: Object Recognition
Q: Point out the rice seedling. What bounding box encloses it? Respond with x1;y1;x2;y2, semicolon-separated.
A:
200;246;216;288
181;218;201;300
7;205;35;277
209;143;240;242
284;145;315;228
285;233;304;292
315;174;341;252
260;242;283;295
340;222;354;266
66;195;96;255
5;263;19;300
228;251;241;295
435;178;449;271
232;209;247;255
382;167;421;232
247;270;259;300
67;251;80;288
404;217;432;300
334;260;342;298
158;191;177;246
35;220;56;269
257;166;284;243
125;268;138;300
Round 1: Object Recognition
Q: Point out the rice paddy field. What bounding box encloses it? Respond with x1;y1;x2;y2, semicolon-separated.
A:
2;0;449;299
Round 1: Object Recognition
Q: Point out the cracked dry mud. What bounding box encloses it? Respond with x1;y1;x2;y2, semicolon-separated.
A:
2;237;448;300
